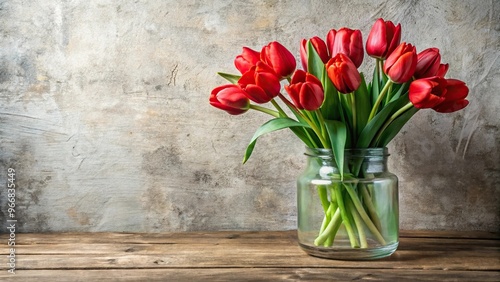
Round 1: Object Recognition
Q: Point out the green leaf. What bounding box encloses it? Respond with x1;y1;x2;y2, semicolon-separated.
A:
388;81;410;103
289;126;316;148
371;63;380;106
354;73;371;137
374;107;418;147
217;72;241;84
306;40;325;80
339;93;353;125
306;40;341;121
320;67;340;121
243;118;310;164
325;120;347;180
356;95;411;148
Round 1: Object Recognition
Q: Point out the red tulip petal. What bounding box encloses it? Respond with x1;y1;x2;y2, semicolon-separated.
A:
436;63;449;77
238;67;257;86
255;71;280;98
326;29;337;57
217;88;249;110
210;84;249;115
243;85;270;104
386;23;401;56
305;72;322;85
409;79;445;109
285;84;304;110
444;79;469;100
433;99;469;113
291;69;307;84
366;18;388;58
349;30;364;67
300;83;324;111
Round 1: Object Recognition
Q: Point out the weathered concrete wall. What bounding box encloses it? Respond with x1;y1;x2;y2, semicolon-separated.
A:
0;0;498;232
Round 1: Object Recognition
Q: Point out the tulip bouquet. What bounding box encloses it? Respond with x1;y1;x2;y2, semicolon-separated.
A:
210;18;469;248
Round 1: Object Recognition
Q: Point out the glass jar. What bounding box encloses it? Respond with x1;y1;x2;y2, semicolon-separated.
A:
297;147;399;260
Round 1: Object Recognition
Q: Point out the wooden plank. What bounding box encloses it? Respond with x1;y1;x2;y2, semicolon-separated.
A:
0;269;498;282
2;251;497;271
399;230;500;240
0;231;298;245
3;237;498;255
0;231;497;281
1;230;497;245
0;239;498;271
0;230;500;245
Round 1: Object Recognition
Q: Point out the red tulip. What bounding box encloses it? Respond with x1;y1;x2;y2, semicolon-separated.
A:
238;62;281;103
285;70;324;111
366;18;401;59
383;42;417;83
234;47;261;74
436;63;449;77
210;84;250;115
260;41;297;78
326;53;361;94
409;76;469;113
414;48;441;79
300;37;329;71
326;28;364;68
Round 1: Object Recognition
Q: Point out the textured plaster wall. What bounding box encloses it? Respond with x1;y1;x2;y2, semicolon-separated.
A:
0;0;498;232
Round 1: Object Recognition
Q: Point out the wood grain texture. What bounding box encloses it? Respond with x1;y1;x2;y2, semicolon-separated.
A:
0;230;498;281
0;269;499;282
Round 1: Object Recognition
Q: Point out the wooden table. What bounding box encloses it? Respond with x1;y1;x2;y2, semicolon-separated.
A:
0;230;498;281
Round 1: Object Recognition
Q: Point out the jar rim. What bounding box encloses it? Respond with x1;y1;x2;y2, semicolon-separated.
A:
304;147;389;157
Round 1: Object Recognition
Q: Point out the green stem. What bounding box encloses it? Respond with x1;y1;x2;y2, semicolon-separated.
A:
389;102;414;123
304;110;317;126
277;94;321;136
305;120;329;148
360;184;382;232
249;104;280;117
372;102;415;146
318;203;332;235
346;196;368;248
303;129;320;149
271;99;287;117
334;185;360;248
315;109;329;142
385;83;394;105
317;185;330;214
314;207;342;246
350;92;357;144
343;183;386;245
277;94;322;148
278;93;297;111
368;80;393;122
378;59;384;82
324;205;342;247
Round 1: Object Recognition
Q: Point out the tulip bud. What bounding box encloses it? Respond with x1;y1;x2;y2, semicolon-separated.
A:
285;70;325;111
300;37;329;71
238;62;281;104
383;42;417;83
261;41;297;78
366;18;401;59
409;76;469;113
210;84;250;115
234;47;261;74
414;48;441;79
436;63;449;77
326;53;361;94
433;79;469;113
327;28;364;68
